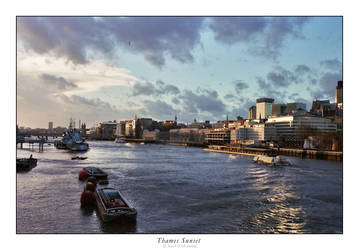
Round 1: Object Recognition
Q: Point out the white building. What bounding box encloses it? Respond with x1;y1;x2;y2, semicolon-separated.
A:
266;115;337;141
234;124;276;141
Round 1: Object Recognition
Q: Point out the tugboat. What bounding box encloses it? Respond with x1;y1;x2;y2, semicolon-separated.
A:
95;187;137;222
54;119;89;151
17;154;37;172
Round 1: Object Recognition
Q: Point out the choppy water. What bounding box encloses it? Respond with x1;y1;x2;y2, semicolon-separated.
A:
16;141;343;233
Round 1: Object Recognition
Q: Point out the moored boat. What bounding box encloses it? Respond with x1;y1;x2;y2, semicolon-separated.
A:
17;155;37;172
95;187;137;222
82;167;108;180
114;137;126;143
253;155;291;167
72;156;88;160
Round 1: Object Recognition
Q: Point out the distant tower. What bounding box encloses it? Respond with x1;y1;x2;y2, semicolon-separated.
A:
48;122;53;132
69;118;73;129
175;114;177;122
225;113;229;128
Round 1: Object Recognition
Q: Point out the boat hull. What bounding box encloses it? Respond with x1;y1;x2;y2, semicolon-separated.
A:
16;158;37;172
68;143;89;151
95;190;137;222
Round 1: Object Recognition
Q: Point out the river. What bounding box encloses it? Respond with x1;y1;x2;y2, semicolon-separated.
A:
16;141;343;233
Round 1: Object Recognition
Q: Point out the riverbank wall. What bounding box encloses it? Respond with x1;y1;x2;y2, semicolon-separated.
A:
205;146;342;161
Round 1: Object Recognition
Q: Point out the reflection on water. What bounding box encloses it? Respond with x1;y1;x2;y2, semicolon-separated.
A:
247;166;307;233
17;141;342;234
99;217;137;234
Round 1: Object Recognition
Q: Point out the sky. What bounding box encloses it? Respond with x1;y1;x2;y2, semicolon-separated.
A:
16;16;342;128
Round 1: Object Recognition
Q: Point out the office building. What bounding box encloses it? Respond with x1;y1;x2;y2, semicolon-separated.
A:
248;106;256;120
256;98;274;119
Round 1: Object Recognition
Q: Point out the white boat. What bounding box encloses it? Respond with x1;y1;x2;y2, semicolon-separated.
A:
114;137;126;143
253;155;291;167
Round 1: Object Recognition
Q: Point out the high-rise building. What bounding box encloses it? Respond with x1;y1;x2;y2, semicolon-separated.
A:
256;98;274;119
335;80;343;105
48;121;53;131
248;106;256;120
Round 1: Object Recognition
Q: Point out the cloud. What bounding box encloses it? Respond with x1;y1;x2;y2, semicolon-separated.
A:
179;89;227;118
209;17;310;59
209;17;267;44
266;66;299;87
319;72;342;96
320;58;342;71
141;100;180;120
294;64;311;74
255;76;287;102
41;74;77;90
233;80;249;94
132;80;180;96
17;17;205;68
224;93;236;100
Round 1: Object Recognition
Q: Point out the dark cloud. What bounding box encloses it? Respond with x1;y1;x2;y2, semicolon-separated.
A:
132;80;180;96
320;58;342;71
209;17;267;44
41;74;77;90
17;17;205;68
233;80;249;94
132;81;156;96
295;64;311;74
141;100;180;120
266;66;299;87
319;72;342;97
255;76;287;102
224;93;236;100
179;89;227;118
209;17;310;59
172;97;180;105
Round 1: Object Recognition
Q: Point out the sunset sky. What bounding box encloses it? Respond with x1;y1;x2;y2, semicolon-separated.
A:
16;16;342;128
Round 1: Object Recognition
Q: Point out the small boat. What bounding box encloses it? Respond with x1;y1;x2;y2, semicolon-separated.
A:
95;187;137;222
253;155;291;167
114;137;126;143
17;155;37;172
71;156;88;160
83;167;108;180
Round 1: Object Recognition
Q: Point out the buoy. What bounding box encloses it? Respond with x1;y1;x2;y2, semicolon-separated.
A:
78;170;89;181
86;176;97;186
84;182;96;192
80;190;96;207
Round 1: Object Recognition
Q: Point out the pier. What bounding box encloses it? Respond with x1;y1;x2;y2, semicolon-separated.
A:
16;137;48;152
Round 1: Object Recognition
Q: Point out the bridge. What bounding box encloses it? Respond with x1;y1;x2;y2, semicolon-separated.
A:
16;137;53;152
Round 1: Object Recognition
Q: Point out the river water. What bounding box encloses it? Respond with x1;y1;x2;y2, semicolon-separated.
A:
16;141;343;234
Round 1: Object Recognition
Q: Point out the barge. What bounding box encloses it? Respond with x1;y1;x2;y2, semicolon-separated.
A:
95;188;137;222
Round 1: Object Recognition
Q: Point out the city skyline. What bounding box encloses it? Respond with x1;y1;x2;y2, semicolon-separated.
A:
17;16;342;128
